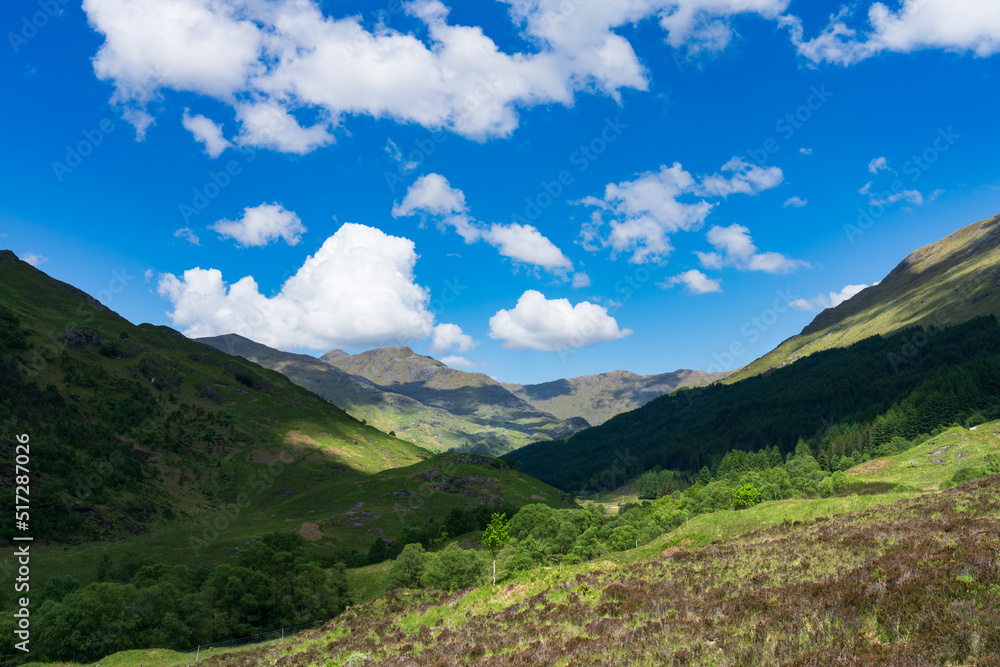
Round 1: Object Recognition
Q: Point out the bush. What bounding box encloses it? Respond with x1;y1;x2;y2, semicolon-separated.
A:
732;483;762;510
421;544;484;591
387;543;426;589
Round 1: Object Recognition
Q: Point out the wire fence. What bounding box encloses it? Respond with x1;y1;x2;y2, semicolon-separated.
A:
180;617;334;661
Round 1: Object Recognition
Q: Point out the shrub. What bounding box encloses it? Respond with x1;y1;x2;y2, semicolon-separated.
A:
732;483;762;510
421;544;484;591
387;543;426;589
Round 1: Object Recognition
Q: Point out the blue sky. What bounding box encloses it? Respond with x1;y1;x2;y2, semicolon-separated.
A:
2;0;999;384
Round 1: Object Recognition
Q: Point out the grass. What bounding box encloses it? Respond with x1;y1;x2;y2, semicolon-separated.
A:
53;425;1000;666
183;474;1000;666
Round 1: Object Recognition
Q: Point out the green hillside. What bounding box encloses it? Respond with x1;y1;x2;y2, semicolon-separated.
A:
0;252;572;593
516;314;1000;492
727;210;1000;383
0;250;429;547
66;424;1000;667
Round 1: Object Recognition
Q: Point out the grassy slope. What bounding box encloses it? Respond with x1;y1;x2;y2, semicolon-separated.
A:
0;253;571;594
727;210;1000;383
73;423;1000;667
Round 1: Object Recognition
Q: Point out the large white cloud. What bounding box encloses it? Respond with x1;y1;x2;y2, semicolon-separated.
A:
695;223;809;274
83;0;793;146
785;1;1000;66
488;290;631;351
579;158;783;264
157;222;437;349
394;173;573;273
210;203;306;247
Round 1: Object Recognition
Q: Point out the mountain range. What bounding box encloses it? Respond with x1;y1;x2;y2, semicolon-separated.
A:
198;334;728;456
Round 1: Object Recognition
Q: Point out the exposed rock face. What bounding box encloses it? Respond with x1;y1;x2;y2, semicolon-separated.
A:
59;327;103;352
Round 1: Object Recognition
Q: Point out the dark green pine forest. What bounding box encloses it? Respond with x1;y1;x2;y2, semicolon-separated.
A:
517;315;1000;492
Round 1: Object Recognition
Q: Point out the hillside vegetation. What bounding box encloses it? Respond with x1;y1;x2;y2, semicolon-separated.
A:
0;252;570;594
727;210;1000;383
517;314;1000;492
67;423;1000;667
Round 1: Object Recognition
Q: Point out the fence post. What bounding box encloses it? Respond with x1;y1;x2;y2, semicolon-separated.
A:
196;646;200;663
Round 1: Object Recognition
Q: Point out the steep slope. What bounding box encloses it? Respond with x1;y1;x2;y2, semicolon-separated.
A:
0;250;430;547
727;210;1000;383
516;212;1000;492
503;368;732;425
516;315;1000;492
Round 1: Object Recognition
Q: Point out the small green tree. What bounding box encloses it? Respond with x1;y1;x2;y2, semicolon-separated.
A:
421;544;483;591
482;512;510;585
732;483;761;510
387;543;426;589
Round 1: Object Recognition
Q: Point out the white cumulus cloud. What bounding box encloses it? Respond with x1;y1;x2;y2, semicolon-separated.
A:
488;289;631;351
182;108;232;157
157;222;436;349
785;1;1000;66
210;203;306;247
661;269;722;294
174;227;201;245
579;158;783;264
429;323;477;355
868;156;895;174
441;355;475;368
572;272;591;288
784;196;807;208
394;173;572;273
695;224;810;274
21;252;49;267
83;0;792;146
